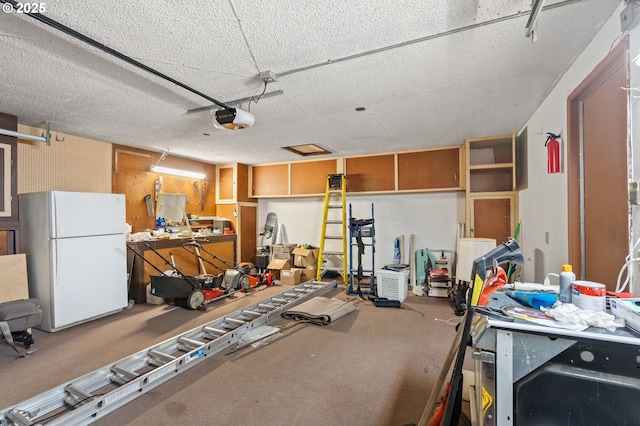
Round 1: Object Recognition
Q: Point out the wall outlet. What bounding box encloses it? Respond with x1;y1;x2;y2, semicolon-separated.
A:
630;181;639;205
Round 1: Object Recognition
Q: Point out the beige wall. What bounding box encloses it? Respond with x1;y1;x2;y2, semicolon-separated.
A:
17;124;112;194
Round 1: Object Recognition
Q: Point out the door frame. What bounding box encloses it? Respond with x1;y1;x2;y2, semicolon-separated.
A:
567;38;629;278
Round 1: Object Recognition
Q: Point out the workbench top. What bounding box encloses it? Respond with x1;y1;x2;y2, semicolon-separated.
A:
483;290;640;346
126;234;236;249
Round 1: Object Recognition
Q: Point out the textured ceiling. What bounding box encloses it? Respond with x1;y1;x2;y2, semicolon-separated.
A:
0;0;622;165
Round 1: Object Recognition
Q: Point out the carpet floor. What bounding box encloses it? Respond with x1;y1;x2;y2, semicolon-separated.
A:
0;282;465;425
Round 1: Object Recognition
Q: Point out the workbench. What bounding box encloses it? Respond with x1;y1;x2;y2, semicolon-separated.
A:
127;235;236;304
470;292;640;425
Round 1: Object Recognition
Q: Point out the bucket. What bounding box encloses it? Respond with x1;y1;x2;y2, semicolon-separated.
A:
572;280;606;311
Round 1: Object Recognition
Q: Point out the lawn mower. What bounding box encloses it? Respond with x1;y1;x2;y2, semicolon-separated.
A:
181;241;274;291
126;243;244;310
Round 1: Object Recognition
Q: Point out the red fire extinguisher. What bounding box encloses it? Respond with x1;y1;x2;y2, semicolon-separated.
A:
545;132;561;174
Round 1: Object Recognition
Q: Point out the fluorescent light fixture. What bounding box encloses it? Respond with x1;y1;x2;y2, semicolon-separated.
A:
150;165;205;179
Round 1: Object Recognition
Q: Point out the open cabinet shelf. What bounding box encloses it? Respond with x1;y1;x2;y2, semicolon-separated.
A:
465;133;518;243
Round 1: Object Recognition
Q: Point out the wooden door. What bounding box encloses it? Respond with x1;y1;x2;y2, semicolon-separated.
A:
470;196;513;245
568;40;628;289
239;204;257;263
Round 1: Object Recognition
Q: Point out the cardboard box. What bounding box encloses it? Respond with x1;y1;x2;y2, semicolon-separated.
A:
292;246;320;267
610;298;640;332
272;244;297;261
280;268;302;285
300;267;317;282
267;258;291;280
0;254;29;303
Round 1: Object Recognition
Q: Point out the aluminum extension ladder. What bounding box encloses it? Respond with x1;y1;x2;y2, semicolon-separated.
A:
316;174;348;281
0;281;336;426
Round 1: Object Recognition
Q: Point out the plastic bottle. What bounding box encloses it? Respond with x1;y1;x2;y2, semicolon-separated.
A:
559;264;576;303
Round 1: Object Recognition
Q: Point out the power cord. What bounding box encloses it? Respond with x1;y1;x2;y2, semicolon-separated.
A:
434;317;463;326
615;237;640;293
399;305;425;318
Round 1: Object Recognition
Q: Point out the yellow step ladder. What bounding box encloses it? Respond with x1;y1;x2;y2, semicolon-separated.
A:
317;174;347;281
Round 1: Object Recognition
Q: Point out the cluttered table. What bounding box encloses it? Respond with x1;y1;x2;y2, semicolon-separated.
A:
481;291;639;342
470;291;640;425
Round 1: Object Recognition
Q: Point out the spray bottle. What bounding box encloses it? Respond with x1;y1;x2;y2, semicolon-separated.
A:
559;264;576;303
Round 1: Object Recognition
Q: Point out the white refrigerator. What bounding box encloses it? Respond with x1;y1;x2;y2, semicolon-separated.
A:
19;191;128;332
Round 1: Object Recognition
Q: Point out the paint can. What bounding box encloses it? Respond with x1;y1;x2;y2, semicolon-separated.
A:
571;281;606;312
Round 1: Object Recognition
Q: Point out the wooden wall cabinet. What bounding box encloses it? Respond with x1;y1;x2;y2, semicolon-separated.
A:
345;154;395;192
291;159;338;195
216;163;257;264
397;147;463;191
250;163;289;197
216;163;252;203
215;203;257;264
249;147;463;197
250;159;339;197
465;134;518;243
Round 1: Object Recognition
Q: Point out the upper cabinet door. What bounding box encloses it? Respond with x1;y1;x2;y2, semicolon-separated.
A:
398;147;463;191
217;163;252;203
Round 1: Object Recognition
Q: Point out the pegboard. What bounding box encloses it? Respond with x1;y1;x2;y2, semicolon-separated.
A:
17;124;112;194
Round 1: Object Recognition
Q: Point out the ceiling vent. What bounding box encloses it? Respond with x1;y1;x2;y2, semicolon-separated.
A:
282;144;331;156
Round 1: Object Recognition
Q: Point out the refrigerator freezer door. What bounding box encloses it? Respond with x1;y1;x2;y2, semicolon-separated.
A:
50;191;127;238
49;233;127;331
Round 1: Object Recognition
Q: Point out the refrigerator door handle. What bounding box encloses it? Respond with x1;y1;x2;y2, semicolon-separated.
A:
51;240;59;287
